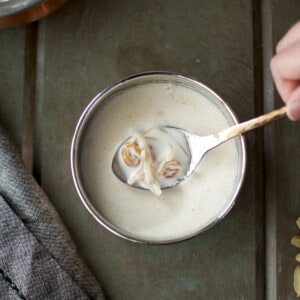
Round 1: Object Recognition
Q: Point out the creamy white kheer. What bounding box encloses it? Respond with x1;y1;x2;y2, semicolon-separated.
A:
77;78;244;242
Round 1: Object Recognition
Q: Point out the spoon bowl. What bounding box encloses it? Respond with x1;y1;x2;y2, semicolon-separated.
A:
112;126;192;190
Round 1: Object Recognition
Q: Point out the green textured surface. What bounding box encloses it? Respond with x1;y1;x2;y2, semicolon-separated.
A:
0;27;25;149
1;0;300;299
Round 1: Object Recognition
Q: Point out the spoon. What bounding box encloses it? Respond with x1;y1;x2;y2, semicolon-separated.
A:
112;106;287;190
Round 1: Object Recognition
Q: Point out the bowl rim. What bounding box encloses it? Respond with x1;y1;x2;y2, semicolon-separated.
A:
70;71;247;245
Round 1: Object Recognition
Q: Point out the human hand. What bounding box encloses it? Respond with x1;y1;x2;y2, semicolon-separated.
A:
271;21;300;120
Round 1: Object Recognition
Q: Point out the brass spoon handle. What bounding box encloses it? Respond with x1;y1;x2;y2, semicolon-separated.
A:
218;106;287;142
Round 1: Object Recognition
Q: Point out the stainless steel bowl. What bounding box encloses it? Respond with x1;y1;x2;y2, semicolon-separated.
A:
71;72;246;244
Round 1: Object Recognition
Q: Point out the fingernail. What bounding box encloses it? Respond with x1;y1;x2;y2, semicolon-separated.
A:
288;101;300;121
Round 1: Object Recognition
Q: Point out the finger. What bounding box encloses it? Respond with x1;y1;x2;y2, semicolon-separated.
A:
272;41;300;79
276;21;300;53
271;74;299;104
287;86;300;120
271;41;300;101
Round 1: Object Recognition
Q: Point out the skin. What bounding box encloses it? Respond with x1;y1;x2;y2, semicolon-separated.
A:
271;21;300;120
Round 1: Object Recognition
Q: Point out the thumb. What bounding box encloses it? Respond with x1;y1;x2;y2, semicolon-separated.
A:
287;86;300;120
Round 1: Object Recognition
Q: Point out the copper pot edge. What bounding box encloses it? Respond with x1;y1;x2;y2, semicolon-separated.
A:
0;0;68;29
